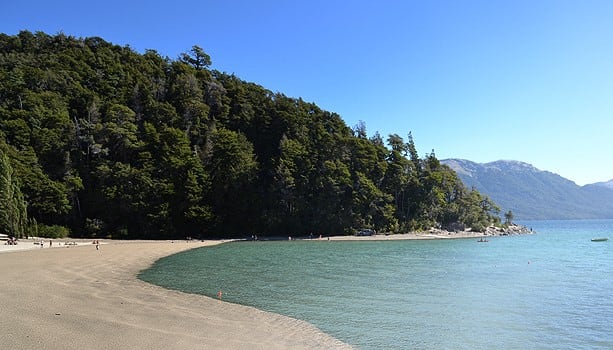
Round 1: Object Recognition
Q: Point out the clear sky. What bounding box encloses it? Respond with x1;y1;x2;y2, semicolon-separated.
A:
3;0;613;185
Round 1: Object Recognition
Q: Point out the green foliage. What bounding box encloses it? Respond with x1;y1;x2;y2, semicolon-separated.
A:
36;224;69;238
504;210;514;225
0;31;503;238
0;144;28;238
180;46;212;70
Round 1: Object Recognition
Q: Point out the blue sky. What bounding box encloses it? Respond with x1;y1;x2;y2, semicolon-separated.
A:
3;0;613;185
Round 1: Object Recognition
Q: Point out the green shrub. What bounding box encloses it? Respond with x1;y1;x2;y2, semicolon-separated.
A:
471;221;487;233
37;224;70;238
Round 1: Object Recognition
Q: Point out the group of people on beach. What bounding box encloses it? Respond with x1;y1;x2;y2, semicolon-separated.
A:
4;236;18;245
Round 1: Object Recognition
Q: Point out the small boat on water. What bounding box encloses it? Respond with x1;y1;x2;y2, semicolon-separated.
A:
591;237;608;242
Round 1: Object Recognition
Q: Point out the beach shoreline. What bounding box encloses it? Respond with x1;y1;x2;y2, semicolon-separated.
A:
0;225;529;349
0;223;532;254
262;224;533;242
328;226;532;241
0;240;352;349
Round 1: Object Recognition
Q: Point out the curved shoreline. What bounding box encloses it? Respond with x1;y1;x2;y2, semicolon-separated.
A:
0;240;352;349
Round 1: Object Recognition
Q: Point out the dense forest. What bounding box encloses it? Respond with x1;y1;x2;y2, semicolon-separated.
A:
0;31;501;239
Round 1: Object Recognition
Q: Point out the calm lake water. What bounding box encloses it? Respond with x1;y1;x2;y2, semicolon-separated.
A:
139;220;612;349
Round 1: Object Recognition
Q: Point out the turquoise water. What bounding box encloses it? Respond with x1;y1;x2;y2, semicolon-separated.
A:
139;220;612;349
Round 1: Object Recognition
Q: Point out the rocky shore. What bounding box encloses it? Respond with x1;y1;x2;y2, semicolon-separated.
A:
427;223;533;238
322;224;533;241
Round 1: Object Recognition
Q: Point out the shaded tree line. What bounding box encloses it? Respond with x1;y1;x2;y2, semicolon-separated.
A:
0;31;500;239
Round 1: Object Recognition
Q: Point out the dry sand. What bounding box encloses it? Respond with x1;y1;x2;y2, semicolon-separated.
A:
0;240;352;349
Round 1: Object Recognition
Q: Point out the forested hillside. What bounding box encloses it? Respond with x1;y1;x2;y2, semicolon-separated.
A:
0;31;500;239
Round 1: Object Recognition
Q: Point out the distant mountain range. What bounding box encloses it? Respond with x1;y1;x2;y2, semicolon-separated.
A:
591;179;613;190
441;159;613;220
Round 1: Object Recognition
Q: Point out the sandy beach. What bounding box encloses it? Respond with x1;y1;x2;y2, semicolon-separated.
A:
0;240;352;349
326;226;530;241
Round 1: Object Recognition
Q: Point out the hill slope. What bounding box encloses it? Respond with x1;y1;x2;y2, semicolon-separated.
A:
441;159;613;220
0;31;500;238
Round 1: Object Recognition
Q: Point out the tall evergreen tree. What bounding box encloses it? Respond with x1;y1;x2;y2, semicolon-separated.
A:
0;147;28;238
